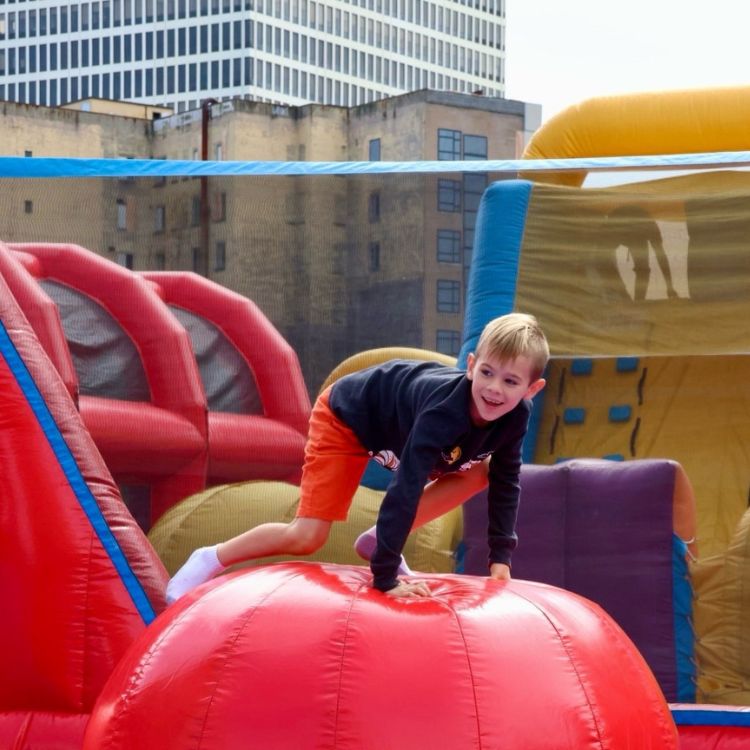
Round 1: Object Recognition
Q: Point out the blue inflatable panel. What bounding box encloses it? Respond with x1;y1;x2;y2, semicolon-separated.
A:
564;408;586;425
458;180;533;369
609;405;632;422
360;459;393;491
571;359;593;375
457;180;536;458
617;357;640;372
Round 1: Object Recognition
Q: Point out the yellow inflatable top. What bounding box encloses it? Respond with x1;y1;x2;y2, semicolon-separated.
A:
523;85;750;186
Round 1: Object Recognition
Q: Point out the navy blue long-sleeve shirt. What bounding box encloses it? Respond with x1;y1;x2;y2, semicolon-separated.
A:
329;359;531;592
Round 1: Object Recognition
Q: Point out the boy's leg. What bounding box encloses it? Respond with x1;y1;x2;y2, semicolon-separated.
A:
217;517;332;565
167;385;367;605
166;518;333;604
411;458;490;529
166;545;226;604
352;528;413;576
354;459;490;568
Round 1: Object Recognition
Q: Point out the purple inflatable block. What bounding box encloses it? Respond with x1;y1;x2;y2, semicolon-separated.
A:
462;458;679;699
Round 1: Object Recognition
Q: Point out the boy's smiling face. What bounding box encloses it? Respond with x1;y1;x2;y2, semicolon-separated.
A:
466;352;546;427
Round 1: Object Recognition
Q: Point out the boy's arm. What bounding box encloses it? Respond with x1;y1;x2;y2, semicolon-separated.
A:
370;417;451;592
486;421;527;573
490;563;511;580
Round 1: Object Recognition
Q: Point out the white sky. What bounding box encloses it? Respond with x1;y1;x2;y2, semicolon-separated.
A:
504;0;750;122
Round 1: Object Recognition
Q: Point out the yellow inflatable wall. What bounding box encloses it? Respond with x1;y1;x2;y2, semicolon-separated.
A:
518;87;750;703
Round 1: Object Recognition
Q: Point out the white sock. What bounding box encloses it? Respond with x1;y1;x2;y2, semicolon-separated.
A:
166;545;226;605
354;526;413;576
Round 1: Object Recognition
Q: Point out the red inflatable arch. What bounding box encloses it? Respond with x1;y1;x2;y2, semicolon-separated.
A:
141;271;309;487
9;242;208;524
0;245;78;402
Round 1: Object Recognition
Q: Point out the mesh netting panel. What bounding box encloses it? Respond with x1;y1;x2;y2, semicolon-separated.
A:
1;171;490;535
4;173;483;397
8;161;750;709
8;165;750;553
39;278;151;401
168;304;262;415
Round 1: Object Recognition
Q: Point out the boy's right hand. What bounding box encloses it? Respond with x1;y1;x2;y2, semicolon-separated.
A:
385;580;432;598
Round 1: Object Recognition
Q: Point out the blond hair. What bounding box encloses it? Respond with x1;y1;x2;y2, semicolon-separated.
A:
475;313;549;381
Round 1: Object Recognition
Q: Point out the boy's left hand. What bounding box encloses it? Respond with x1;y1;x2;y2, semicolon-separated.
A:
385;580;432;598
490;563;511;581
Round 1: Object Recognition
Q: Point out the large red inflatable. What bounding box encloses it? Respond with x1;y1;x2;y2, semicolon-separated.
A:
2;242;310;524
0;246;168;749
84;563;678;749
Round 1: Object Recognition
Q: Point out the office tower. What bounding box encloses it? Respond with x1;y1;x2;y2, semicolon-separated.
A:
0;0;506;112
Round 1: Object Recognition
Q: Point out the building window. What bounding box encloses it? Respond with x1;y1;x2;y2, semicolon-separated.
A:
463;134;488;160
215;143;223;160
436;329;461;356
192;247;201;272
214;192;227;221
215;240;226;271
154;205;166;233
24;150;33;157
437;229;461;262
369;137;381;161
368;241;380;271
437;179;461;212
24;200;33;214
116;252;134;269
191;195;201;226
116;198;127;229
154;252;166;270
368;191;380;222
438;128;461;160
437;280;460;313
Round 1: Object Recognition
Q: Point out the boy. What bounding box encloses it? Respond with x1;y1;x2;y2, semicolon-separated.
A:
166;313;548;603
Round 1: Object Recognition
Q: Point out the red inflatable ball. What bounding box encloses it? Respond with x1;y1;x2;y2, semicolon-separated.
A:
84;563;678;750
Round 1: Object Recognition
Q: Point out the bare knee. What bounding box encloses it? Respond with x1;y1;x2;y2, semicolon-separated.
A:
285;520;330;555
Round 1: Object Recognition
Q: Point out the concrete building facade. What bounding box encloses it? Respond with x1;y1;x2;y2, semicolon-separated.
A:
0;0;507;112
0;90;539;389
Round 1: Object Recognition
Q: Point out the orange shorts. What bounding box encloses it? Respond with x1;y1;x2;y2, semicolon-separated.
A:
296;386;372;522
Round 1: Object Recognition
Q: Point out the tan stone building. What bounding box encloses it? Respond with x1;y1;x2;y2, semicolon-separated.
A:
0;90;539;389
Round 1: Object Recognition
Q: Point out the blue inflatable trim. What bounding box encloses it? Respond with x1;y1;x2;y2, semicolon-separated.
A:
671;706;750;727
0;318;156;625
523;371;547;465
673;534;696;703
4;149;750;178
